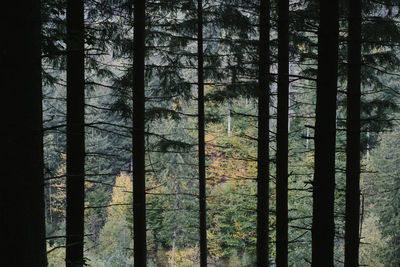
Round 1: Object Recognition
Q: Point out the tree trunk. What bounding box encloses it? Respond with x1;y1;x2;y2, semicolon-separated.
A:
257;0;270;265
276;0;289;265
132;0;147;266
66;0;85;265
1;0;47;265
312;0;339;266
197;0;207;266
171;181;181;267
227;102;232;137
344;0;361;265
49;182;53;224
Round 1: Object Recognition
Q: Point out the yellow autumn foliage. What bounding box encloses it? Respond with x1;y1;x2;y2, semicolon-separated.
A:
50;154;67;219
206;130;257;187
108;172;132;217
50;154;95;219
167;245;199;267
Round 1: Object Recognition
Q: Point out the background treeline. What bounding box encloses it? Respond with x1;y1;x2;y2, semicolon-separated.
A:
2;0;400;266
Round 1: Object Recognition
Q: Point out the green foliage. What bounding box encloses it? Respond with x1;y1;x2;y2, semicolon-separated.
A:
208;180;257;260
359;215;386;267
39;0;400;265
367;127;400;266
90;173;133;266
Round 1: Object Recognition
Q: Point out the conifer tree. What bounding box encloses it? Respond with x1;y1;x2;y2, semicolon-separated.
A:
344;0;362;265
257;0;270;265
1;0;47;265
312;0;339;265
132;0;147;265
65;0;85;265
197;0;208;266
276;0;289;265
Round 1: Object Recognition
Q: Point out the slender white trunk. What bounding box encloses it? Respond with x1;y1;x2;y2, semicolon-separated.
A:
171;229;176;267
227;102;231;137
49;182;53;224
171;180;180;267
366;87;371;159
288;88;291;132
366;130;370;159
130;156;133;173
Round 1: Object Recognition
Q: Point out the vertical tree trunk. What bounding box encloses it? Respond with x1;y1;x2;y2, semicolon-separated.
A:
288;89;291;133
49;183;53;224
312;0;339;266
227;102;232;137
1;0;47;265
276;0;289;265
171;181;180;267
257;0;270;265
66;0;85;265
197;0;207;266
132;0;147;266
344;0;362;265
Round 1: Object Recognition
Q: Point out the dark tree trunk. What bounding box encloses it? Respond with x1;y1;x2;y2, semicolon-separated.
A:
312;0;339;266
276;0;289;265
1;0;47;265
344;0;362;265
66;0;85;265
133;0;147;266
197;0;207;266
257;0;270;265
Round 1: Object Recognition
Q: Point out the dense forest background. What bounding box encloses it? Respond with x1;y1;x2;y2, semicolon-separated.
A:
2;0;400;266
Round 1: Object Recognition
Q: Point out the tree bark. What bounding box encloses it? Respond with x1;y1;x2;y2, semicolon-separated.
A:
257;0;270;265
132;0;147;266
198;0;207;266
276;0;289;265
1;0;47;265
344;0;362;265
311;0;339;266
66;0;86;265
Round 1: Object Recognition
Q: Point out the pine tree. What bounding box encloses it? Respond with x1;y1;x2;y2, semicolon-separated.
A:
1;0;47;265
276;0;289;265
257;0;270;265
311;0;339;266
65;0;86;265
197;0;208;266
132;0;147;266
344;0;362;265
